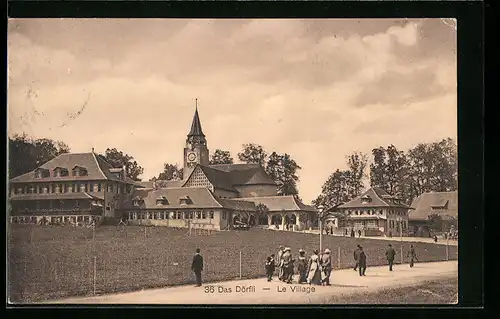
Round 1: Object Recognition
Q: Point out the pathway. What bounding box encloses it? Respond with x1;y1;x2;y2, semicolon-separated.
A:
43;260;458;304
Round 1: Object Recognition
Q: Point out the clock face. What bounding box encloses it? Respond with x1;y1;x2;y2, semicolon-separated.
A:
187;152;197;161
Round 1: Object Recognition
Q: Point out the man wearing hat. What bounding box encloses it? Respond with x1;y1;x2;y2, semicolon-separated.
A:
353;245;361;271
281;247;294;284
385;244;396;271
276;245;285;280
358;245;367;276
320;248;332;286
297;249;308;284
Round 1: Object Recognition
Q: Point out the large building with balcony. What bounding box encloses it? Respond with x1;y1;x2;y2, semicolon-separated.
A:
8;105;317;230
337;187;412;236
8;151;140;225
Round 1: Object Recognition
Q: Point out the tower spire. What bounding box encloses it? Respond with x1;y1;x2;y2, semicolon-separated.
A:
188;98;205;137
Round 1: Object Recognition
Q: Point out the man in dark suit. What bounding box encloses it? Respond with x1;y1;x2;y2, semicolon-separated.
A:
358;246;367;276
191;248;204;287
385;244;396;271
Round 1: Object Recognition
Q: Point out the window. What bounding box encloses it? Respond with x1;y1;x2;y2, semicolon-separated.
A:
209;211;214;219
222;211;227;220
177;212;183;219
196;212;201;219
77;216;83;222
202;212;207;219
89;183;94;192
98;183;102;192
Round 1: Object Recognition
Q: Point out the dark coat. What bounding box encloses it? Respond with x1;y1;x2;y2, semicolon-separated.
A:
191;253;203;272
385;248;396;261
354;248;361;261
358;250;367;266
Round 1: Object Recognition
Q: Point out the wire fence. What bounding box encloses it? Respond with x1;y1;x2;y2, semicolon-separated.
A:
7;224;458;303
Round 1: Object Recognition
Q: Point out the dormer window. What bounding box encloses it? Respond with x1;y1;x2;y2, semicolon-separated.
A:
179;195;193;206
360;195;372;204
156;196;169;206
34;168;50;179
132;196;143;207
53;167;69;177
72;166;88;177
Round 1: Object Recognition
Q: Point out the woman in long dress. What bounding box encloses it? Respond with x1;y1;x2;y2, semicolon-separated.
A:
306;250;322;285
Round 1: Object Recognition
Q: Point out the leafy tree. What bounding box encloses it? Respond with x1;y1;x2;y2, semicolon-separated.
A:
312;169;352;209
209;149;234;165
152;163;184;181
8;133;70;179
265;152;301;196
100;148;144;181
346;151;368;199
427;213;444;232
238;143;268;166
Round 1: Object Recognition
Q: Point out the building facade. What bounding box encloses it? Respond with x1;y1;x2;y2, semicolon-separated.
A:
408;191;458;237
8;151;139;225
337;187;411;236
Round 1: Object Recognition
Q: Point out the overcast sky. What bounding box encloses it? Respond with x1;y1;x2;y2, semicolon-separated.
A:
7;19;456;204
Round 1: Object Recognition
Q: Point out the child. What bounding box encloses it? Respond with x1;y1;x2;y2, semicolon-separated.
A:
265;256;275;282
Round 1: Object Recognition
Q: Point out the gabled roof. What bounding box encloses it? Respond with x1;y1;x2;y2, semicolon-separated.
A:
409;191;458;221
9;152;140;186
237;195;317;213
217;198;256;211
338;187;411;209
125;187;223;209
209;163;275;185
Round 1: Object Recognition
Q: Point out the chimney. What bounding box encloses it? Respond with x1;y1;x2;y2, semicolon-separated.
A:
122;165;126;180
91;147;95;153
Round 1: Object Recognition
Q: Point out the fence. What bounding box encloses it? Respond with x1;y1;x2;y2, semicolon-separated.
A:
7;224;458;303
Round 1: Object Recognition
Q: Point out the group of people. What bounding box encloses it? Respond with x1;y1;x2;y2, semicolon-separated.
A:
265;245;333;286
352;243;418;273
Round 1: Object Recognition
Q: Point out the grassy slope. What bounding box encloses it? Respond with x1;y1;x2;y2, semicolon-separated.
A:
8;225;458;303
319;277;458;304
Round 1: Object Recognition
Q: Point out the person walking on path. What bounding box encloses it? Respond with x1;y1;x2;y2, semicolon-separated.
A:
320;248;332;286
407;245;418;267
358;229;362;238
265;256;275;282
281;247;294;284
353;245;361;271
297;249;308;284
191;248;204;287
276;245;285;281
385;244;396;271
351;229;355;238
306;250;322;285
358;246;367;276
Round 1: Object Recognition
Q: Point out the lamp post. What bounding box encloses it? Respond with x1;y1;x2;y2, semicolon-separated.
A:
397;217;403;264
317;205;325;252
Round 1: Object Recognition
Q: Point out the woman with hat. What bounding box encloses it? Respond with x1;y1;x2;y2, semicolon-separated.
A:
281;247;294;284
297;249;308;284
320;248;332;286
306;249;322;285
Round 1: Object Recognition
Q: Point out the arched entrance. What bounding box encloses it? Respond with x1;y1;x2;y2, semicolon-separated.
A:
258;214;269;226
271;214;282;228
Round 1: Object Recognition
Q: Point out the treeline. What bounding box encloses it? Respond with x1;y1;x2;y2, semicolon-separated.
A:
313;138;458;208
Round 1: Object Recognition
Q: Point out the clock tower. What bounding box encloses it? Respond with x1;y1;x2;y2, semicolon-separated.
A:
183;100;209;180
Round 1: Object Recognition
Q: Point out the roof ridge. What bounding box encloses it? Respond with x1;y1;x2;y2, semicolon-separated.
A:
239;195;294;199
92;152;109;180
370;187;391;206
204;188;224;208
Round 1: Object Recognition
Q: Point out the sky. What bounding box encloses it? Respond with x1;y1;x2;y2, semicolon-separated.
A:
7;18;457;204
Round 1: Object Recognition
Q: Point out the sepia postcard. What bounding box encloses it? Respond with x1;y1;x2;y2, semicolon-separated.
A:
7;18;459;305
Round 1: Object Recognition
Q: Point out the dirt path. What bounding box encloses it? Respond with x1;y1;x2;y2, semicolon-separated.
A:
43;260;457;304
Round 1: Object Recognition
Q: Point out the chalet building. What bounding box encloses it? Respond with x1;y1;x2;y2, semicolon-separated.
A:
8;150;140;225
408;191;458;237
337;187;412;236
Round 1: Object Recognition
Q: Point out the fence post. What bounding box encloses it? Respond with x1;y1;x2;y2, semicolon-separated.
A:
446;237;449;261
400;245;404;264
166;255;169;282
239;251;242;279
144;227;147;240
93;256;97;295
337;247;341;269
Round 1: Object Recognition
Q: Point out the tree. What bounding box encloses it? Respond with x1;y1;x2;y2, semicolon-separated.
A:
238;143;268;166
265;152;301;196
427;213;444;232
209;149;234;165
153;163;184;181
8;133;70;179
100;148;144;181
345;151;368;199
312;169;351;209
369;145;411;203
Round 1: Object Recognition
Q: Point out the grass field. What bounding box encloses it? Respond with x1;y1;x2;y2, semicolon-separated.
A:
320;277;458;304
8;224;458;303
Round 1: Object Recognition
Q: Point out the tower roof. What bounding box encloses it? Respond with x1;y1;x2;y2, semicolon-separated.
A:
188;101;205;137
